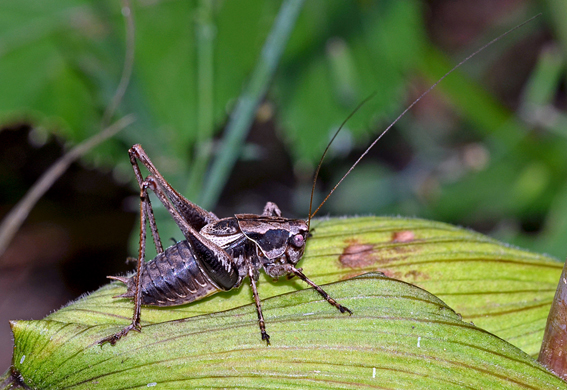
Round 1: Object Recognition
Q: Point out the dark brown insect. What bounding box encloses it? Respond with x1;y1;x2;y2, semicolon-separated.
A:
99;144;350;346
99;15;539;346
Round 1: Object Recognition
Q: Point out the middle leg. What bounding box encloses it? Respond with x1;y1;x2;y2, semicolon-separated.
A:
247;260;270;345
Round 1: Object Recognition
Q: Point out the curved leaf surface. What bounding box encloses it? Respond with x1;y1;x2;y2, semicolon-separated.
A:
8;274;566;389
49;217;562;356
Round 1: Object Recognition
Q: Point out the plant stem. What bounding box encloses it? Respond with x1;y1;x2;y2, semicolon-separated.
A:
186;0;215;200
199;0;305;209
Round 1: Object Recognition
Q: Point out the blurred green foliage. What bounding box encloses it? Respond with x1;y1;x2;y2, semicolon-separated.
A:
1;0;567;260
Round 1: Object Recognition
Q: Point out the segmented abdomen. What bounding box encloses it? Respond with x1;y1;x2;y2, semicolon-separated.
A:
121;240;222;306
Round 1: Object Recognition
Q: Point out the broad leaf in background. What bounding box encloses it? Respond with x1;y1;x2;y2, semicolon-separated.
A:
0;1;285;174
0;1;100;139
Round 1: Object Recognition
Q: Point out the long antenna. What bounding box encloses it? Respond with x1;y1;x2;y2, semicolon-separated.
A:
307;13;541;222
307;92;377;230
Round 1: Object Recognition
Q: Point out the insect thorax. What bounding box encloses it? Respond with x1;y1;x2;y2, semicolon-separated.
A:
200;215;308;281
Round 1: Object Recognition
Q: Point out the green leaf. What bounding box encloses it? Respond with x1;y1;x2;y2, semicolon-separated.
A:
47;216;561;357
5;216;564;388
7;273;565;389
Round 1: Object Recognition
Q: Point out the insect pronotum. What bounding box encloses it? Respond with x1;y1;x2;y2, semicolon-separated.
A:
99;15;540;346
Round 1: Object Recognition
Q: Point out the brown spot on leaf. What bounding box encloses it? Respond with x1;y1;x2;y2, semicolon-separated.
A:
339;241;376;268
338;236;428;285
339;237;422;269
392;230;415;243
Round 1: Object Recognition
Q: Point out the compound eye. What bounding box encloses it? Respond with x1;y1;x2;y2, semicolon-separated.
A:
290;233;305;248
